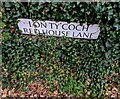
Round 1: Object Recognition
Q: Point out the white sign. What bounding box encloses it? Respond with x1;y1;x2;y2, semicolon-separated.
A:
18;18;100;39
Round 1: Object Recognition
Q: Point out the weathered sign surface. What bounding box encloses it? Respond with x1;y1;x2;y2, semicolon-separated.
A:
18;18;100;39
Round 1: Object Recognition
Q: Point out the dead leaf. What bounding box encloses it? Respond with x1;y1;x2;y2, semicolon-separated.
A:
111;93;117;98
53;90;58;95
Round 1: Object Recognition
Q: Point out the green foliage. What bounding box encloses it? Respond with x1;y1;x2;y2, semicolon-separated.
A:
2;2;120;98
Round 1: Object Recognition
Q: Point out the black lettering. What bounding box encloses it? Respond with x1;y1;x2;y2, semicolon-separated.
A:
42;30;47;35
54;23;61;29
76;32;82;37
54;30;60;35
62;24;68;30
49;23;55;29
48;30;54;35
82;25;89;31
33;21;40;28
61;31;65;36
28;21;32;27
68;24;75;30
73;32;75;37
90;33;94;38
34;29;40;34
58;31;61;35
83;33;89;38
66;31;70;36
29;28;32;33
41;22;47;28
76;24;81;31
54;30;57;35
23;28;28;33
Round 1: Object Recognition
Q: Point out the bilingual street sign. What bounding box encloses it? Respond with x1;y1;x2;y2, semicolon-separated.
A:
18;18;100;39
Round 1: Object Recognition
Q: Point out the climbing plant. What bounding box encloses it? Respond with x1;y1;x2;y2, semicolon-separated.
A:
1;1;120;98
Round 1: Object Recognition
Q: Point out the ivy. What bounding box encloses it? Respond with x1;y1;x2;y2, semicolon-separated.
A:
1;1;120;98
